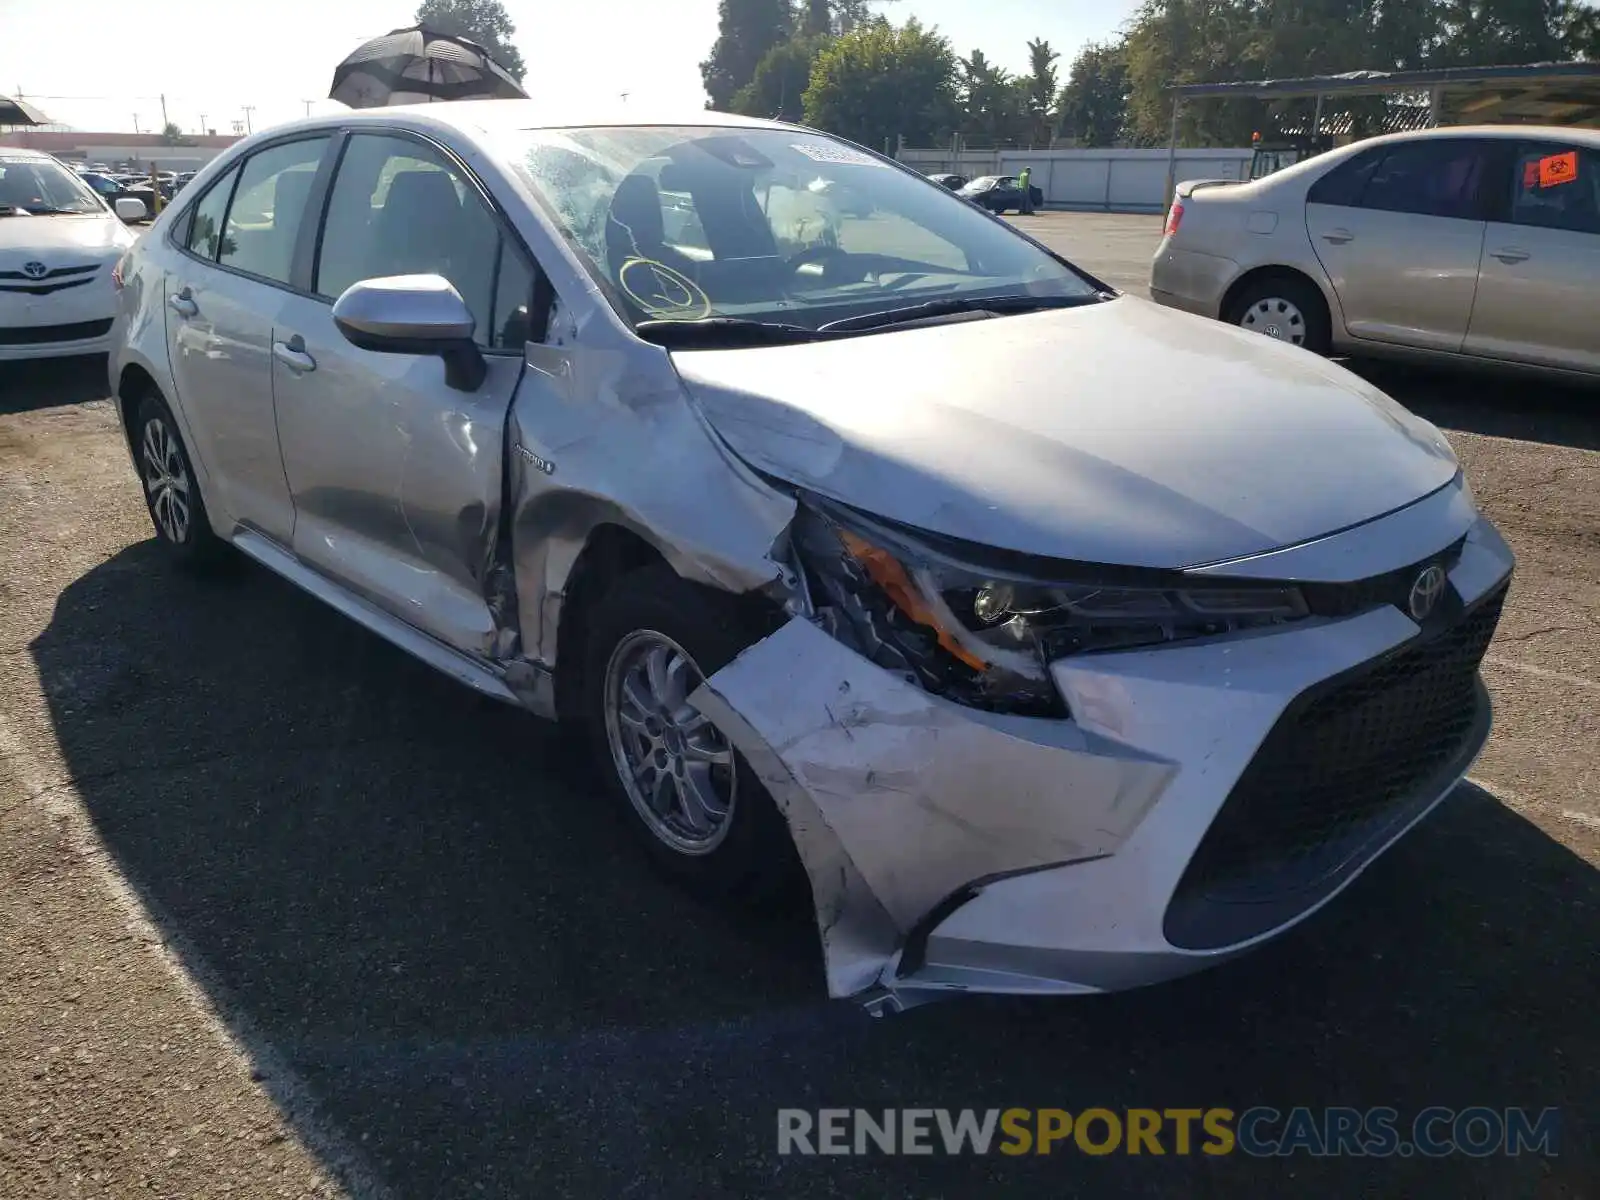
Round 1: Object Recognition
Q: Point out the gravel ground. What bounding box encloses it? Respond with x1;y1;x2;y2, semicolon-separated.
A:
1;217;1596;1198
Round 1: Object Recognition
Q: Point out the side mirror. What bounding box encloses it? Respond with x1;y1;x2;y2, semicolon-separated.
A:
114;197;148;222
332;274;486;391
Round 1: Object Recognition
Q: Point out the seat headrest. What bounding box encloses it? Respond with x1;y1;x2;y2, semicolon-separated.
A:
606;173;667;257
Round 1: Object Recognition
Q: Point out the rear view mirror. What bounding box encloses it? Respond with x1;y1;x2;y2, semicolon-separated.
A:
114;197;148;222
332;274;486;391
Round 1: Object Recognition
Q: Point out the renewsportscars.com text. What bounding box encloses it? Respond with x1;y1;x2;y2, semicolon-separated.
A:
777;1106;1560;1158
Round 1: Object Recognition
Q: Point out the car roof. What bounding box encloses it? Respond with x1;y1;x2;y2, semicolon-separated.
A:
1350;123;1600;148
254;99;795;143
0;147;55;163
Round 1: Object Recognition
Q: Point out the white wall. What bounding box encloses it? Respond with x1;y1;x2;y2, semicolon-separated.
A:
898;147;1254;212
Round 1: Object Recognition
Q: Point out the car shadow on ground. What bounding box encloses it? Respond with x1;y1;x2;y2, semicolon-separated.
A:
1347;359;1600;453
29;543;1599;1198
0;356;111;416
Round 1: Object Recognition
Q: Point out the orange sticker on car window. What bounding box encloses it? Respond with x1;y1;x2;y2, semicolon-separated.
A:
1523;160;1540;189
1539;151;1578;188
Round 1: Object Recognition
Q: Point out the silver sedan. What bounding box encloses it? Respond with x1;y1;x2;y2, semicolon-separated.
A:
109;101;1512;1012
1152;124;1600;380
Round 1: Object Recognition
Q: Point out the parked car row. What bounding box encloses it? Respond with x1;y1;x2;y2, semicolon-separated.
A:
924;170;1045;215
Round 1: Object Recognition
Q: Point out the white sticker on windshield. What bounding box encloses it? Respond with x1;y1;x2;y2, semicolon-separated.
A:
790;142;887;168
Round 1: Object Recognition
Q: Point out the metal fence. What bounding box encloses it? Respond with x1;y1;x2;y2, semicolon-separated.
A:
897;146;1255;212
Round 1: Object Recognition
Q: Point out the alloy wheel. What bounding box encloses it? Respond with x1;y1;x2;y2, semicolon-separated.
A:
140;416;192;544
603;630;737;856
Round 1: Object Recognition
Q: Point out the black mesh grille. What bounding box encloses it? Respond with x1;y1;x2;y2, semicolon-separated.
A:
1166;584;1505;949
0;318;112;346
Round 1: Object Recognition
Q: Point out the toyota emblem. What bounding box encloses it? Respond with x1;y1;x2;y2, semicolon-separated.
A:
1408;564;1448;621
21;261;47;280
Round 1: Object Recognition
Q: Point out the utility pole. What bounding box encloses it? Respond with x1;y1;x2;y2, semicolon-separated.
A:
301;99;313;117
159;92;169;130
132;114;141;134
199;113;208;136
242;105;254;134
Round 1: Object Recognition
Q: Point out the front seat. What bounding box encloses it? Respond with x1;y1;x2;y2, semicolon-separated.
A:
370;170;468;277
604;174;699;283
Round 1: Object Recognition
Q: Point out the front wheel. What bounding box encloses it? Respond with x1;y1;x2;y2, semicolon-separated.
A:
1225;275;1332;355
582;565;800;903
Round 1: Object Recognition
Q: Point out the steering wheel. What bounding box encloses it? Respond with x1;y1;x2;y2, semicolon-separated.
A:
784;243;855;282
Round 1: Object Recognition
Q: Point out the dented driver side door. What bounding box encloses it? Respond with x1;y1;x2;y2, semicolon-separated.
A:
270;129;538;659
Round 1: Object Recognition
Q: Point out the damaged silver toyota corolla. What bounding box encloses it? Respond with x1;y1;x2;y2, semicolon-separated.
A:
109;102;1513;1012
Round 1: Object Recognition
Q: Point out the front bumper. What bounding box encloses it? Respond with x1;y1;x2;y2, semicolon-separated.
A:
0;283;116;361
690;506;1514;1011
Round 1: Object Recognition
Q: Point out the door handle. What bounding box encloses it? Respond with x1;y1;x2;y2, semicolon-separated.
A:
167;288;197;317
1490;247;1530;264
1320;229;1354;245
272;336;316;373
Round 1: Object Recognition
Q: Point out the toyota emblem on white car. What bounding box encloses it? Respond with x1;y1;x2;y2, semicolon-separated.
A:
1409;564;1448;620
21;261;48;280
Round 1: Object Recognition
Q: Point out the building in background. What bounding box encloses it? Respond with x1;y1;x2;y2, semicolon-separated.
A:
0;130;241;172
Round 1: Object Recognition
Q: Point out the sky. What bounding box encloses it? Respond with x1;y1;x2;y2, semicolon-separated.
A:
0;0;1141;135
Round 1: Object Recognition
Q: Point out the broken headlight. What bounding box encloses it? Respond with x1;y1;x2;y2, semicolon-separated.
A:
793;505;1309;718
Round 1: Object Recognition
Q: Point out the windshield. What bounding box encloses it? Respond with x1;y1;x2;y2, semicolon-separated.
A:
0;157;105;214
506;126;1095;331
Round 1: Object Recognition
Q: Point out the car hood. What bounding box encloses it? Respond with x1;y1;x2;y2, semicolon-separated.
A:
673;297;1460;569
0;213;132;261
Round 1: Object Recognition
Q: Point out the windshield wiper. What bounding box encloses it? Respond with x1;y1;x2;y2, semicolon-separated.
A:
634;317;826;348
818;292;1109;334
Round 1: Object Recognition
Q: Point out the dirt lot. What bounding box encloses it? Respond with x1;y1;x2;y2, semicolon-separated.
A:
1;216;1597;1198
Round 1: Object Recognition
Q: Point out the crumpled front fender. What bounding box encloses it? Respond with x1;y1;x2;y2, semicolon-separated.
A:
689;618;1176;1001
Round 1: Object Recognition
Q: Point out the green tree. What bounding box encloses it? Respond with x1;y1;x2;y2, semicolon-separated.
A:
160;121;184;145
1056;42;1130;146
414;0;526;80
1023;38;1061;144
958;49;1027;144
804;17;959;150
702;0;793;110
801;0;833;36
733;35;828;120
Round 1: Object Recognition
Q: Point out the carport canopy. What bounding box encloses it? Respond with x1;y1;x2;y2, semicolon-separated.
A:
1161;60;1600;201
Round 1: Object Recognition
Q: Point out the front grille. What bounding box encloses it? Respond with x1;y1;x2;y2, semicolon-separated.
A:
0;318;113;346
1166;583;1506;950
0;277;95;296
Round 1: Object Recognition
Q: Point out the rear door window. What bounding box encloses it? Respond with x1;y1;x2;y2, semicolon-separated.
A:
217;137;330;285
1507;142;1600;236
1354;140;1491;220
1306;149;1382;206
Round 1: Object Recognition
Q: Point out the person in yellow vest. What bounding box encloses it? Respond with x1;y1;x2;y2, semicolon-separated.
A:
148;163;165;215
1018;165;1034;214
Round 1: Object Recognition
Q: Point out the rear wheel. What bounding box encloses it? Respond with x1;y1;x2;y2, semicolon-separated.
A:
134;391;226;569
582;565;800;903
1226;275;1331;355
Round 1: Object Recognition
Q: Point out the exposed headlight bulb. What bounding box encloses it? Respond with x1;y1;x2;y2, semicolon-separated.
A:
972;583;1015;625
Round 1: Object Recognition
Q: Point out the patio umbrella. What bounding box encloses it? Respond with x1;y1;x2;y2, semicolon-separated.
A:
0;95;52;126
330;25;527;109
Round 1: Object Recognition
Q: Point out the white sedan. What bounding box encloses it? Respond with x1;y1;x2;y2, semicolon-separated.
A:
1;148;144;361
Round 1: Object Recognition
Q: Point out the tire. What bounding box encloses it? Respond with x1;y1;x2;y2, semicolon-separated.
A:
582;564;801;904
133;390;227;569
1225;274;1332;355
